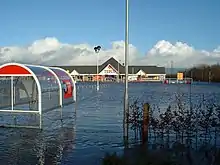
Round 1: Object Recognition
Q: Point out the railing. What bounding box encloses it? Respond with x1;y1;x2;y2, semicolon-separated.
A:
164;78;193;84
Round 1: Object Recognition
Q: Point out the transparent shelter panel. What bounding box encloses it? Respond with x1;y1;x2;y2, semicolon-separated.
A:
26;65;60;111
50;68;74;105
13;76;38;111
41;88;60;111
0;76;11;109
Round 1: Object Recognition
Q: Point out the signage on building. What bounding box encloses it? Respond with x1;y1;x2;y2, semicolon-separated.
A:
104;69;114;74
177;72;183;80
104;65;115;74
100;64;118;75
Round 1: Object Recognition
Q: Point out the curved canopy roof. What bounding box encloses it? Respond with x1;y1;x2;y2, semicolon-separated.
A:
0;63;73;82
0;62;75;105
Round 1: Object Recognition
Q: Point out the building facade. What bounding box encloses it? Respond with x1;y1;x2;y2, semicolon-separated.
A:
56;57;166;82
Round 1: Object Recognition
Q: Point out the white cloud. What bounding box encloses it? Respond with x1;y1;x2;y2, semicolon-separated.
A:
0;37;219;68
140;40;220;68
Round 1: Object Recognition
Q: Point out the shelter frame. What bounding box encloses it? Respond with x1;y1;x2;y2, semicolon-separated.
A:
0;63;76;129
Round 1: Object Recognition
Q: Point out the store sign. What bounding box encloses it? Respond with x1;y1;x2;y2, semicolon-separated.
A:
104;67;114;74
177;72;183;80
100;64;118;75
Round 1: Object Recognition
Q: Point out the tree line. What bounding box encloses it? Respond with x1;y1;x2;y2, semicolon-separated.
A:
166;64;220;82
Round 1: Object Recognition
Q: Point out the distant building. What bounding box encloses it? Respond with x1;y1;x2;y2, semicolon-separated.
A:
55;57;166;82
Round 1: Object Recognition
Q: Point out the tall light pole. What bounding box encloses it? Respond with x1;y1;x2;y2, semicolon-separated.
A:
123;0;129;146
94;46;101;91
117;59;121;82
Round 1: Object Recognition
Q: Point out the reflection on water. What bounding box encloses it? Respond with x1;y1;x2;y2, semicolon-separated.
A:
0;106;76;165
0;82;220;164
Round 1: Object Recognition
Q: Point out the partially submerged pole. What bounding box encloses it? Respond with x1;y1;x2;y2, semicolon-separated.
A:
123;0;129;146
142;103;150;144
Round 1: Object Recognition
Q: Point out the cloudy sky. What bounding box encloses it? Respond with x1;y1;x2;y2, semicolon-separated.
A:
0;0;220;68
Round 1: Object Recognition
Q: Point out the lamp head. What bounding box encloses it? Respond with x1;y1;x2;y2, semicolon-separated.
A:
94;45;101;53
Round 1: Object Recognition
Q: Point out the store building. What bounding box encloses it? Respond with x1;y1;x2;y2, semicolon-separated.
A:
56;57;166;82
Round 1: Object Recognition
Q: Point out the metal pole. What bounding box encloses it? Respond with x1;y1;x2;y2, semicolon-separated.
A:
11;76;14;111
118;60;120;82
96;52;99;91
123;0;129;146
118;60;121;82
119;60;121;82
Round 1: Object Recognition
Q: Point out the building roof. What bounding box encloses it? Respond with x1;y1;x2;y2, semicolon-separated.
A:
128;65;165;74
54;57;165;74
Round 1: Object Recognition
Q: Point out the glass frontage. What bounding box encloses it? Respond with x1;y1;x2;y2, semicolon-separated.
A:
26;65;60;112
50;67;74;105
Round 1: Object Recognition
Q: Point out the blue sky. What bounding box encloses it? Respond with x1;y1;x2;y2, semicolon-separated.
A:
0;0;219;54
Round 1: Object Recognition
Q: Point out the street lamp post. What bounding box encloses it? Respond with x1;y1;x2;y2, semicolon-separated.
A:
94;46;101;91
124;0;129;146
117;59;121;82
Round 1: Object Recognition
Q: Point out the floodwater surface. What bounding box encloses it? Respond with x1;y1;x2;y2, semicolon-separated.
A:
0;82;220;165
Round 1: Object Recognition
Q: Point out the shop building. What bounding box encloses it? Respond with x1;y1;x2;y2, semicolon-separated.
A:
56;57;166;82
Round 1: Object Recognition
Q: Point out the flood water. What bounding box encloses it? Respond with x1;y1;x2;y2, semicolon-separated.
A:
0;82;220;165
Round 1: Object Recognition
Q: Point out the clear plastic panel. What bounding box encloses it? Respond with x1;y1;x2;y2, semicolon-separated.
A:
13;76;38;111
25;65;60;111
0;76;11;109
50;67;74;105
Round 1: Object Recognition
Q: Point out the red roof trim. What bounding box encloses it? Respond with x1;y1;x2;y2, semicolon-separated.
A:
0;65;31;75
